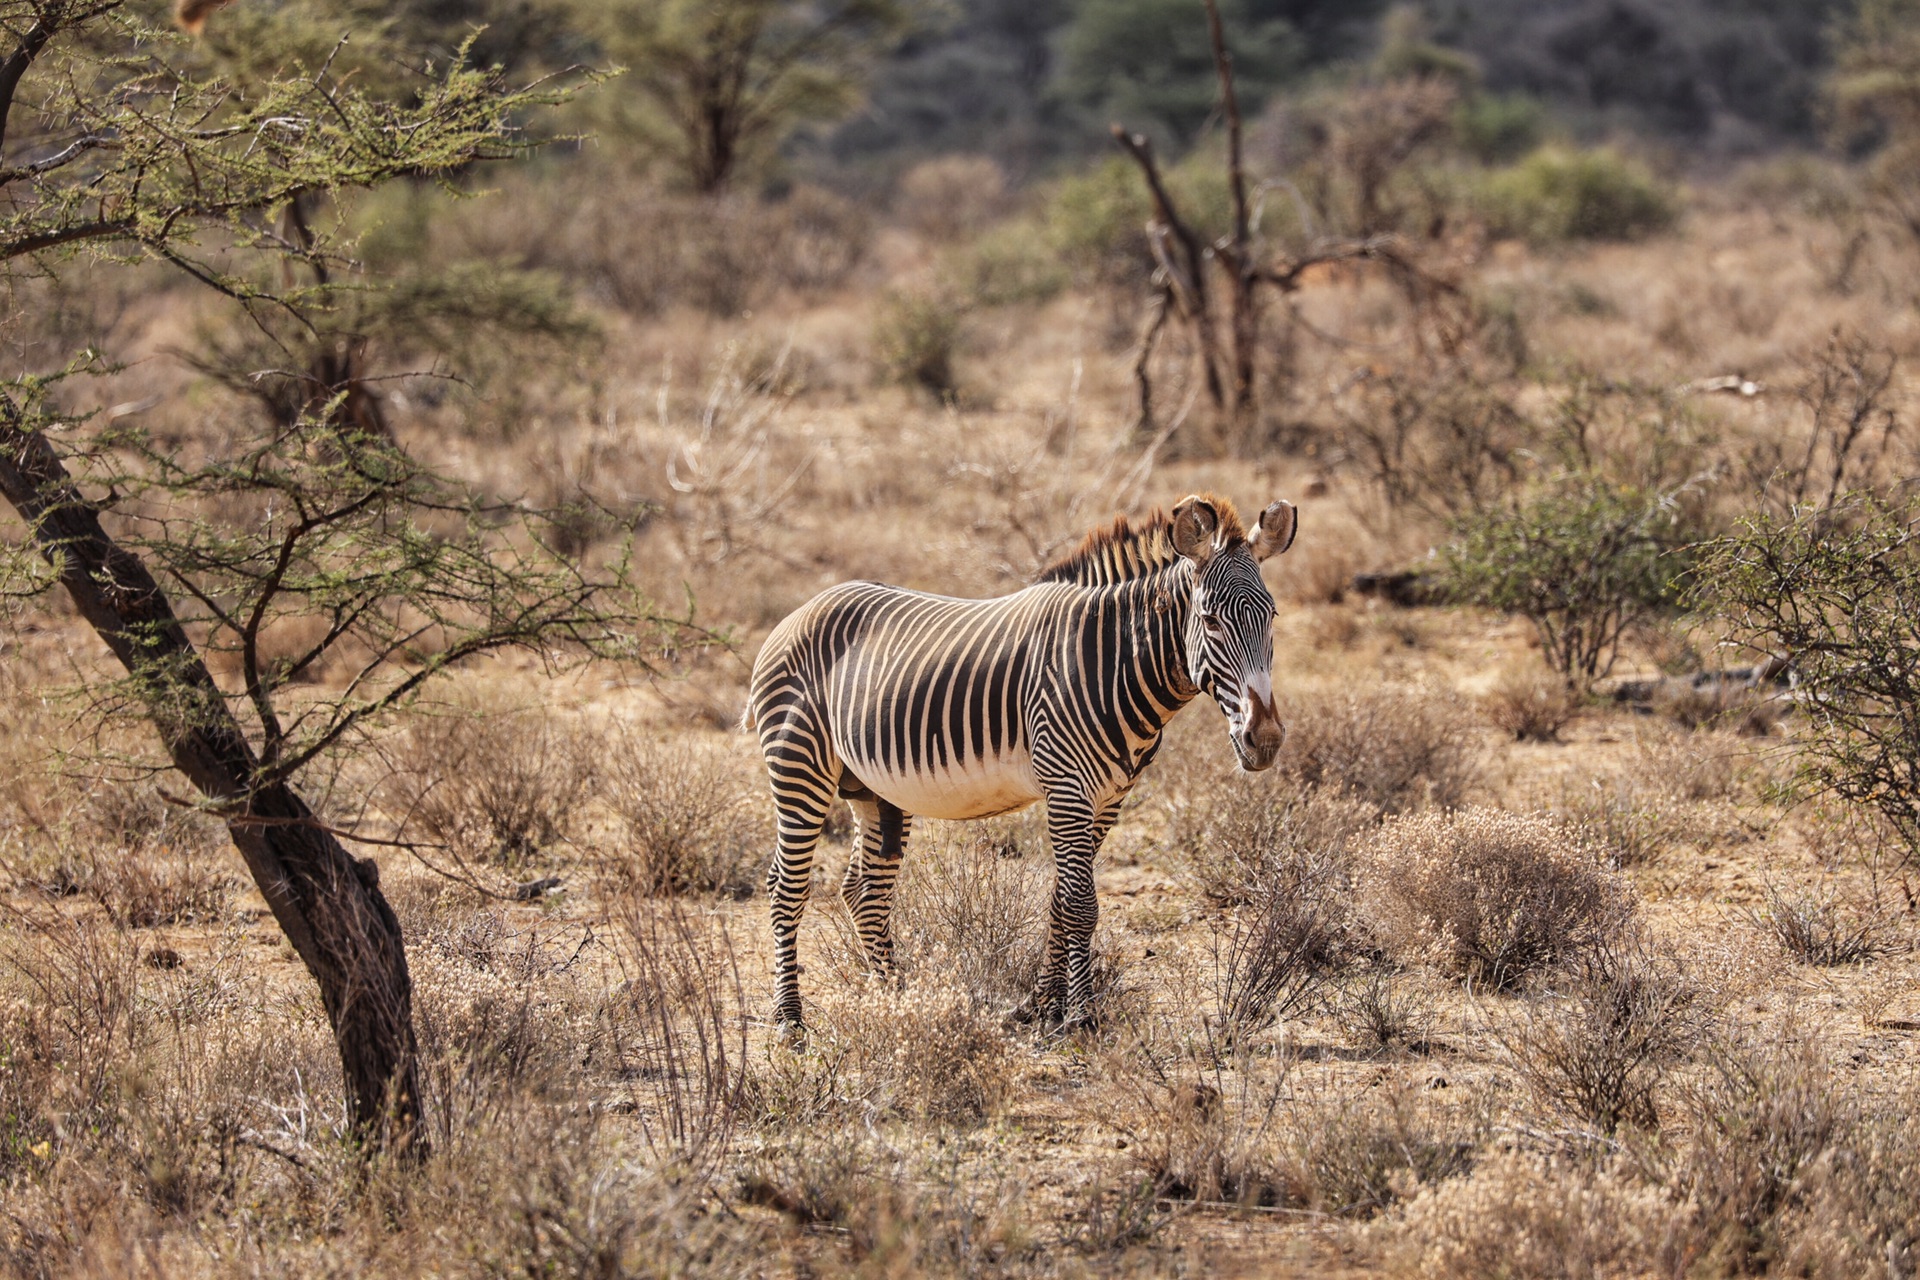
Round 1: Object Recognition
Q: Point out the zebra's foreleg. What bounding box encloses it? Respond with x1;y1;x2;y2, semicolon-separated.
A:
841;797;911;973
1037;797;1120;1028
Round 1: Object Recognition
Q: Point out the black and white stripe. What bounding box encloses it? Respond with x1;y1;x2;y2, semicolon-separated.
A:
745;494;1297;1030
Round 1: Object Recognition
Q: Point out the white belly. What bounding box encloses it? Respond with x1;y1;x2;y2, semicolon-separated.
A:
848;752;1043;821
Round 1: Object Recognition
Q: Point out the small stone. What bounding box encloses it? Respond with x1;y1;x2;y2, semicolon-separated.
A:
144;947;182;970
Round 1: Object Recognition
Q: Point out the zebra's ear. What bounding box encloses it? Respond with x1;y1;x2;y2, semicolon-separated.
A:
1249;500;1298;561
1171;495;1221;565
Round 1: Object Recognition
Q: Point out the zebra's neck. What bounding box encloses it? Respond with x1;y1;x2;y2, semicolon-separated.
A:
1092;561;1201;751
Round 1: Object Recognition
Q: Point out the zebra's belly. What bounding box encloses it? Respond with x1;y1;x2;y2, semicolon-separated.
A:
844;752;1043;821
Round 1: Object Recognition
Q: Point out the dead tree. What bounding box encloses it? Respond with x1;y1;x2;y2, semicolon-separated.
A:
1113;0;1412;444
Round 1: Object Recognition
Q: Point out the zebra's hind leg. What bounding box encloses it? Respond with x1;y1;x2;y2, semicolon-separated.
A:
765;760;835;1038
840;797;912;974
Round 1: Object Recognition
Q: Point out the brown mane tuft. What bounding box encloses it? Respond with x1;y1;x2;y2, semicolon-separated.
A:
1036;495;1244;586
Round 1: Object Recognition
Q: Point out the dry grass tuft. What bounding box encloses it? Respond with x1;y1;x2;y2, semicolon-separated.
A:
1744;880;1896;967
1333;965;1440;1056
1358;808;1634;989
810;973;1016;1122
1278;687;1478;814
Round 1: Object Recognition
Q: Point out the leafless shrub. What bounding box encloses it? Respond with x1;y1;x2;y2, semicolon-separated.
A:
1744;880;1895;966
1206;849;1352;1047
399;703;589;867
1548;771;1669;869
1484;665;1580;743
1745;328;1905;515
1385;1149;1687;1279
598;728;765;898
655;343;817;571
1333;965;1438;1056
1119;1044;1296;1209
1278;687;1478;815
1066;1169;1171;1253
602;899;748;1183
1631;727;1746;804
742;1129;1031;1270
1339;366;1530;520
894;819;1048;1007
0;911;141;1146
1493;932;1707;1135
1288;1074;1482;1217
1665;1026;1849;1274
1358;809;1634;989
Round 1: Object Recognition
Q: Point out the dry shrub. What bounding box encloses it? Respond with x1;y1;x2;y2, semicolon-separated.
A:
1383;1149;1687;1279
894;818;1048;1007
1358;809;1633;989
1546;771;1670;869
398;703;589;867
1744;879;1895;967
15;781;235;928
1484;664;1580;743
811;974;1014;1122
468;178;869;317
597;728;766;898
1167;769;1373;907
1288;1074;1482;1218
1116;1043;1296;1209
1333;965;1439;1056
1665;1027;1851;1274
1493;933;1707;1135
1629;727;1743;803
742;1129;1032;1272
1278;687;1478;815
894;155;1009;241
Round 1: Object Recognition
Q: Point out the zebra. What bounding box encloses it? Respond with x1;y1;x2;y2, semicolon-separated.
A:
744;493;1297;1032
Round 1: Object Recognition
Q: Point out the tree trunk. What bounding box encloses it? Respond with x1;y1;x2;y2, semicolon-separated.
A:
0;397;424;1152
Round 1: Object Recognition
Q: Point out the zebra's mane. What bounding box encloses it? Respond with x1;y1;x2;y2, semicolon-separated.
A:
1036;496;1245;587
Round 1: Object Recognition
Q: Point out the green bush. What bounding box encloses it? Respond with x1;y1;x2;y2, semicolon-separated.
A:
874;286;968;399
1042;152;1233;288
1440;478;1691;688
1477;146;1679;243
951;221;1069;308
1701;495;1920;865
1453;92;1545;164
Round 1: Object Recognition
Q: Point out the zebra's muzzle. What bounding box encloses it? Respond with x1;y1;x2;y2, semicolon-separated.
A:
1235;691;1285;771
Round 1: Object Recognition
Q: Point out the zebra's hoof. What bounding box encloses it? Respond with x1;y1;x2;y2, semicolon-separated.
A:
773;1013;809;1048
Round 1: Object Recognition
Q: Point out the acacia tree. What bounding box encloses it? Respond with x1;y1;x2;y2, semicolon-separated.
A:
0;1;665;1152
600;0;908;193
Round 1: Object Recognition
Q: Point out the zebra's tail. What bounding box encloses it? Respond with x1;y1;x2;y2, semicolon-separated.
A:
740;702;756;733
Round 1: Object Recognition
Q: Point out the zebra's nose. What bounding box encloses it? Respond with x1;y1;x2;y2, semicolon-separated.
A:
1239;693;1284;769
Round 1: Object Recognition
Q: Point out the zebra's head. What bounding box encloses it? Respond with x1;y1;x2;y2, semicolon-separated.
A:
1172;495;1297;772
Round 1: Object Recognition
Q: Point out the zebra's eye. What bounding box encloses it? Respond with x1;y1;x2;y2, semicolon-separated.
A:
1201;613;1225;635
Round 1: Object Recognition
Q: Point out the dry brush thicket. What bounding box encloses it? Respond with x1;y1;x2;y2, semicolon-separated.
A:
10;115;1920;1279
